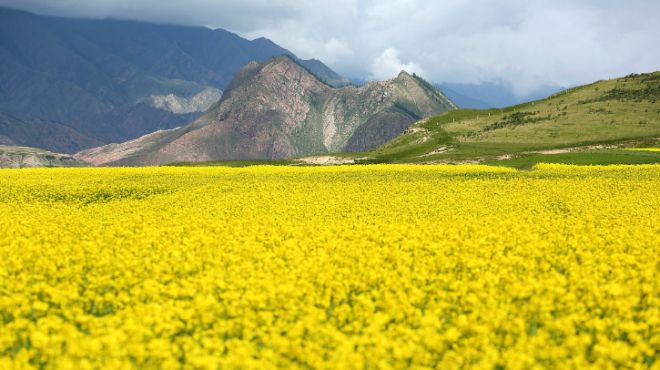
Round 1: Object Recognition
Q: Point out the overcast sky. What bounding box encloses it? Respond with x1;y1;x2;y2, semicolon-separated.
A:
3;0;659;96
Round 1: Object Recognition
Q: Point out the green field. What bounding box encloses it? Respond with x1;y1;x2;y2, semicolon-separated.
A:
484;149;660;169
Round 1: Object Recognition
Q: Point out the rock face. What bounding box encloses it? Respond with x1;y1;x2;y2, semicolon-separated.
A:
76;56;456;166
148;88;223;114
0;145;87;168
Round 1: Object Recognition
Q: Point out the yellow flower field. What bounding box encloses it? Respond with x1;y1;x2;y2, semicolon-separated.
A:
626;148;660;152
0;164;658;369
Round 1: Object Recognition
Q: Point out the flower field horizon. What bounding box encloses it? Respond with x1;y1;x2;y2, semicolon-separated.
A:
0;164;658;369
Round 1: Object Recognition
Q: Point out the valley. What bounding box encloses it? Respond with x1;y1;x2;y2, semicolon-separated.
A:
153;72;660;168
1;2;659;369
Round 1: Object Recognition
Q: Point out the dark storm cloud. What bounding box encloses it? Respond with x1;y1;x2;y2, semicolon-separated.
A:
2;0;659;95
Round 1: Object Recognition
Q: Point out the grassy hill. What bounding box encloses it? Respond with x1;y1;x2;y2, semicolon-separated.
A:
360;72;659;167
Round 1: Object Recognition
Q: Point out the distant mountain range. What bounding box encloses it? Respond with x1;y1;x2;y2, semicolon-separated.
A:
0;6;350;153
437;83;565;109
76;56;455;166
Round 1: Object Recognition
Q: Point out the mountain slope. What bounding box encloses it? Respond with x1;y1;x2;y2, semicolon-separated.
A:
0;6;349;153
365;72;660;164
77;56;456;166
0;110;103;153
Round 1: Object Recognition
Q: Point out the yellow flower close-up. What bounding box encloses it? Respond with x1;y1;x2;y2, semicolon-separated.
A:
0;164;658;369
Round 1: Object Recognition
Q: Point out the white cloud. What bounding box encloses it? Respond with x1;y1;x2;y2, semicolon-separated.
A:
321;38;353;64
370;48;423;80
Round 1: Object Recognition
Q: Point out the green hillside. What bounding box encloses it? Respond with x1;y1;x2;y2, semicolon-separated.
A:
361;72;660;166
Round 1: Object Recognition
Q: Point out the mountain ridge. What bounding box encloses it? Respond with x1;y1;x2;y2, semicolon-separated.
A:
0;6;350;153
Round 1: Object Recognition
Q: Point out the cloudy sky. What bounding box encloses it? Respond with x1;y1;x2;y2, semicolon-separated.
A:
3;0;659;96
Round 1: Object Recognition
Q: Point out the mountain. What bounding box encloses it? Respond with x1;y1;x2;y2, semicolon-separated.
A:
363;72;660;164
76;56;456;166
0;6;349;153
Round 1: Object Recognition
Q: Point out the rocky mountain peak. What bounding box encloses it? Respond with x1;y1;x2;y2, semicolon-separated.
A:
261;55;325;83
396;70;413;79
